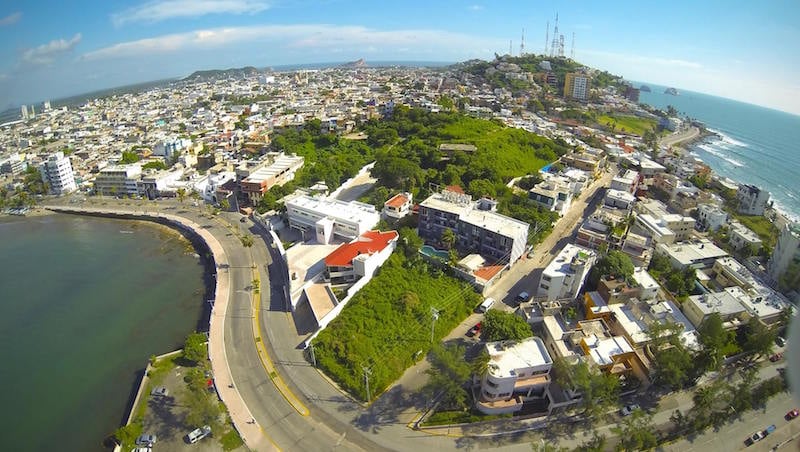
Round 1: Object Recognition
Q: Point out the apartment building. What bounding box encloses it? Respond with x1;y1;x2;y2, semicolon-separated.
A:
611;169;639;194
564;73;590;100
768;223;800;286
0;152;26;176
418;189;529;264
476;337;553;415
39;151;77;195
528;179;573;216
736;184;770;216
537;244;596;301
656;239;728;270
238;153;304;204
93;165;142;196
728;220;762;252
696;203;728;232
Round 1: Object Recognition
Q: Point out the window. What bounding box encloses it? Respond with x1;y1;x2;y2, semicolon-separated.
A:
542;275;551;282
540;284;549;290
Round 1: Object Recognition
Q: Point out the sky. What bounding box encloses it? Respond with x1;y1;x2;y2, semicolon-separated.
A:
0;0;798;115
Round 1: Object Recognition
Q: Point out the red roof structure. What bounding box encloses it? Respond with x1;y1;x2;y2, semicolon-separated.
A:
384;193;409;208
324;230;399;267
445;185;465;194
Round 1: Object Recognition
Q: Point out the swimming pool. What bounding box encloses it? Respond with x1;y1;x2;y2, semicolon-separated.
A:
420;245;449;260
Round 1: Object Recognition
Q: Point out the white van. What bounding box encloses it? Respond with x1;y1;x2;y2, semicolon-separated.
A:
187;425;212;444
477;297;495;313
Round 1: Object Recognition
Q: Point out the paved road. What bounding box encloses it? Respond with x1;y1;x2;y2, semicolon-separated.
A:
661;126;700;148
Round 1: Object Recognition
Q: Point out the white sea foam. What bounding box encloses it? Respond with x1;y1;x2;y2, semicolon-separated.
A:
696;143;745;167
709;129;748;148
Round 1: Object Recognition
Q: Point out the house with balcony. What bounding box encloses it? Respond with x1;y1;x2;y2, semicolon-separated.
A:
324;230;399;285
476;337;553;415
537;244;596;301
736;184;770;216
697;203;728;232
728;220;763;252
528;179;573;216
382;192;413;220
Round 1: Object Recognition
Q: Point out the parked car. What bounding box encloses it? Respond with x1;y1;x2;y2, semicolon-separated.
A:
786;408;799;420
770;353;783;362
745;430;765;446
764;424;776;436
135;434;157;447
240;216;247;223
776;336;786;347
466;322;482;337
131;448;151;452
186;425;212;444
476;298;495;313
150;386;168;397
619;404;640;416
515;291;530;305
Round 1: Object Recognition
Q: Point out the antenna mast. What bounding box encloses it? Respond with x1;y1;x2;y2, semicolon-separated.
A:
520;28;525;56
550;13;560;57
544;21;549;55
571;32;575;59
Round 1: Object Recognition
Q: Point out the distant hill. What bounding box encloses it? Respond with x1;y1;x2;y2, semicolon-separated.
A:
184;66;261;81
339;58;367;68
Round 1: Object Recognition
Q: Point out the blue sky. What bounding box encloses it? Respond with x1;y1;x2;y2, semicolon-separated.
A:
0;0;798;115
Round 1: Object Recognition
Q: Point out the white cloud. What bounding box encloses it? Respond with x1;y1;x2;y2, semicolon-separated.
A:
81;24;503;61
112;0;269;26
0;11;21;26
23;33;82;65
582;49;702;69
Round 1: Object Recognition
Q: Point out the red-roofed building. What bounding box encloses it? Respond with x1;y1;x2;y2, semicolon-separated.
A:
324;230;399;284
383;192;413;220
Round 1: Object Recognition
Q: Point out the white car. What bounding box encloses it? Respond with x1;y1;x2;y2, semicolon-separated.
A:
476;297;495;313
131;448;152;452
187;425;212;444
619;404;640;416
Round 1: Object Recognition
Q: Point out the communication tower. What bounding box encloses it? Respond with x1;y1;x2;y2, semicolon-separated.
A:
544;21;549;55
549;13;566;57
520;28;526;56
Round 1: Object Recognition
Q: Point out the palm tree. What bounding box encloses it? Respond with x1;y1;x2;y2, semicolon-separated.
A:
176;188;186;204
441;228;457;250
470;349;491;384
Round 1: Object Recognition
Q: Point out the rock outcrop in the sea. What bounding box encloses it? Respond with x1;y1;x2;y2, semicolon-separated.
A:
664;87;679;95
640;85;651;92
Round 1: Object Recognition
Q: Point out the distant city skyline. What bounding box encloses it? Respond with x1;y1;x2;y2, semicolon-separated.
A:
1;0;798;115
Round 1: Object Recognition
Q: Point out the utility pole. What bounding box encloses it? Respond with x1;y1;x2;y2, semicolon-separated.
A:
309;343;316;367
430;307;440;343
362;366;372;401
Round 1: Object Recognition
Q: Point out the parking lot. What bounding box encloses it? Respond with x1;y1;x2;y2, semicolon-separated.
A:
139;362;237;452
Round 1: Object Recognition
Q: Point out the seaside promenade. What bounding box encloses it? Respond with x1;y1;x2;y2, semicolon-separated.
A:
45;204;278;451
661;126;700;147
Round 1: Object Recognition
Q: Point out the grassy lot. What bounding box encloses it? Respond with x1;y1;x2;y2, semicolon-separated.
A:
598;114;658;136
422;409;512;426
312;252;481;402
729;212;779;249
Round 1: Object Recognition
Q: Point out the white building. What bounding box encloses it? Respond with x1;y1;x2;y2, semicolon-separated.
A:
93;165;142;196
0;152;27;176
728;220;762;252
683;287;751;329
528;179;573;216
537;244;597;301
656;239;728;270
286;194;380;244
767;223;800;285
476;337;553;415
697;204;728;232
153;137;192;159
631;267;659;300
604;189;636;211
610;169;639;194
736;184;770;216
39;151;77;195
382;192;413;220
324;230;399;284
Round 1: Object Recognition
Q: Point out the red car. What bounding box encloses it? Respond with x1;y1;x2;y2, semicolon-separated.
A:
787;409;799;420
466;322;482;337
770;353;783;362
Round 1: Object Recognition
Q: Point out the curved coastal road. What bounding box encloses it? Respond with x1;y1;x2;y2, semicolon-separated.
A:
661;126;700;148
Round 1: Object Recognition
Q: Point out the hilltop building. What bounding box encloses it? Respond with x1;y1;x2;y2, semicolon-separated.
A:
736;184;770;216
564;73;590;100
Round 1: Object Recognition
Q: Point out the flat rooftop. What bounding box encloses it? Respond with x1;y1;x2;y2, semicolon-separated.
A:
244;154;303;183
287;194;378;223
542;244;595;278
421;193;529;239
658;239;728;267
486;337;552;378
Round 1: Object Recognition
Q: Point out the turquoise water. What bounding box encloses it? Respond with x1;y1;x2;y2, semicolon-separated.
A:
638;84;800;221
420;245;449;260
0;214;209;452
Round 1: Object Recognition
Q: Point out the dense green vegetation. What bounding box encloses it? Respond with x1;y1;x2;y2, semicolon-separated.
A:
482;310;533;342
587;250;634;289
255;118;374;212
120;150;141;164
0;166;47;209
142;160;167;171
647;253;697;300
312;230;481;402
597;114;658;136
728;212;779;251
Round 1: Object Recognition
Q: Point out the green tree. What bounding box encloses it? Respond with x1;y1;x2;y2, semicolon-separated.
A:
121;150;141;164
219;198;231;212
398;227;424;261
183;332;208;364
113;422;143;448
588;250;634;289
176;188;187;204
482;310;533;342
741;316;775;359
185;388;221;428
240;234;254;247
611;409;658;451
470;349;491;381
441;227;457;250
574;431;607;452
552;358;619;417
697;313;737;371
424;343;471;409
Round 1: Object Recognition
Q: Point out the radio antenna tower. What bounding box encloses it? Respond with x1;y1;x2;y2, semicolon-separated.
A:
544;21;549;55
550;13;560;57
571;32;575;59
520;28;526;56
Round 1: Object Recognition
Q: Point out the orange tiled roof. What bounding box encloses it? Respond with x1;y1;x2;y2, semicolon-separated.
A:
324;230;399;267
384;193;409;208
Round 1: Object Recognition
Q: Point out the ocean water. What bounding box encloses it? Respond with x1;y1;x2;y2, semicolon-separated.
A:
637;83;800;222
0;214;209;452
